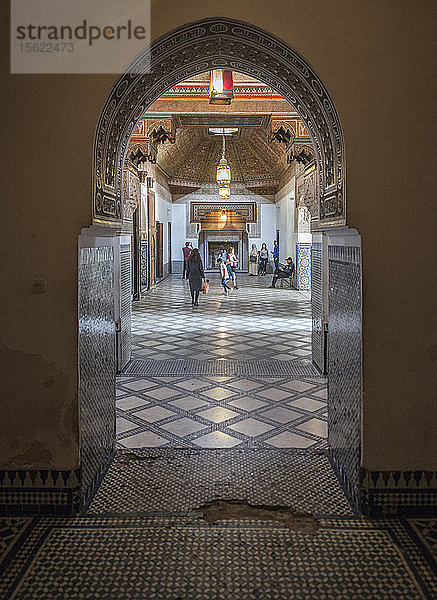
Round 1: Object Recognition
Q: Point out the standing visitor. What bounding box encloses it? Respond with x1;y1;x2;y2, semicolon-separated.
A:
218;258;231;295
269;257;295;288
249;243;259;276
259;243;269;276
217;246;226;262
182;242;192;280
186;248;206;307
227;247;239;289
273;240;280;273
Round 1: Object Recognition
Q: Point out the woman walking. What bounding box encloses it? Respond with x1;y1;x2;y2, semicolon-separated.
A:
218;258;232;295
249;243;258;276
227;247;239;289
186;248;205;307
259;243;269;276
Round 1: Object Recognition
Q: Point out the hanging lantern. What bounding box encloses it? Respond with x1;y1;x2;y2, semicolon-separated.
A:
209;69;234;105
218;185;230;199
216;134;231;185
217;158;231;185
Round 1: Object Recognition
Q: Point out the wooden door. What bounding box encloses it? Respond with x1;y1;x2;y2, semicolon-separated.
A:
156;221;164;279
167;222;172;274
148;190;156;289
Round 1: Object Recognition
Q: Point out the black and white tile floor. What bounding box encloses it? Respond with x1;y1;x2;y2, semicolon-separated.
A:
131;274;312;363
2;275;435;599
118;274;325;449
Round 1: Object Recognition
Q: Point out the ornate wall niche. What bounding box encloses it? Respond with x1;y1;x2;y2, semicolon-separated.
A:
190;202;257;223
93;17;345;228
122;167;141;225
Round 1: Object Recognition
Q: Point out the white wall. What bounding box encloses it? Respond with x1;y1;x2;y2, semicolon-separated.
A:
253;204;276;254
171;203;196;263
275;175;297;262
154;183;172;266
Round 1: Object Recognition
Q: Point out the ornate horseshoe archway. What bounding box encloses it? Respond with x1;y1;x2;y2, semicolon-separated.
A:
93;17;345;228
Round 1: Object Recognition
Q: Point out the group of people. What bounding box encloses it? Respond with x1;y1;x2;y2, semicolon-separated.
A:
249;241;280;276
181;240;295;307
250;241;295;287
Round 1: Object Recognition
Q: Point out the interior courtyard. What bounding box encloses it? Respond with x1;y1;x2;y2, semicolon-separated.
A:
1;5;436;599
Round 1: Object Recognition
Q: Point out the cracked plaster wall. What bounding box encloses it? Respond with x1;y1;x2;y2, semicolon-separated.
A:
1;1;436;474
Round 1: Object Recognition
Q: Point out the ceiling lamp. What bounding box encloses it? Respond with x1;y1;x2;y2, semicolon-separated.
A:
216;134;231;185
218;185;231;199
220;210;227;222
209;69;234;105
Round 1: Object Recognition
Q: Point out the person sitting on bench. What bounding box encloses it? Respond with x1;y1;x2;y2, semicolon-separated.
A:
268;257;295;288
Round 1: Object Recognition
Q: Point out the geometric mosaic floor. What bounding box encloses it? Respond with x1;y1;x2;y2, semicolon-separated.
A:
118;274;326;449
2;275;435;598
0;515;436;600
117;374;327;449
131;274;313;363
1;452;436;600
86;449;355;516
1;452;436;599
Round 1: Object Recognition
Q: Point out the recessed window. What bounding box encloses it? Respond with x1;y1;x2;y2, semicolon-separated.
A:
208;127;238;135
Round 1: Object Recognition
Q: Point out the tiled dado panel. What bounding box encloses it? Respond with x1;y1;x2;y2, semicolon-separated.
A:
327;245;362;509
297;243;311;291
0;469;82;516
79;247;116;507
118;244;132;372
311;242;323;373
140;240;148;294
172;260;183;274
360;469;437;517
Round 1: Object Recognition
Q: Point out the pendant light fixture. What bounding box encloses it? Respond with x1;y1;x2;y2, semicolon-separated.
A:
216;133;231;185
218;185;231;199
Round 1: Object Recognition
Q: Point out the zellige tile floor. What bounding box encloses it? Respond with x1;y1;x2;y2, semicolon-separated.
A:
117;273;327;449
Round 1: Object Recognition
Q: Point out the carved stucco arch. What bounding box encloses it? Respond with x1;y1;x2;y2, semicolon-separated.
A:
93;17;345;227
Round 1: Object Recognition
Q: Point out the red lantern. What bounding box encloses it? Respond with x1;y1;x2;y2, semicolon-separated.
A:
209;69;234;105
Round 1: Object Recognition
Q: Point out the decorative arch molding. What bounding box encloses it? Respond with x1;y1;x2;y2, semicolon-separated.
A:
93;17;345;227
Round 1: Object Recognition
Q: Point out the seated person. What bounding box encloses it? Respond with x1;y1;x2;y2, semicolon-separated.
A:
269;257;295;288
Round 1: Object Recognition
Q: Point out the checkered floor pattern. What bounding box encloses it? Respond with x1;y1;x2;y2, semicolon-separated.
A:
131;273;312;362
117;374;327;449
118;274;326;448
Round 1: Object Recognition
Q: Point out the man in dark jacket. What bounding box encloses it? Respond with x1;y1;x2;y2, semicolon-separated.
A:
273;241;280;273
182;242;192;279
268;257;295;288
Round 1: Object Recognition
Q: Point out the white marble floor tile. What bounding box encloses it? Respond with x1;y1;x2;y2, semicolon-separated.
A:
133;407;175;423
228;418;274;436
193;431;242;448
197;407;239;423
160;418;206;437
297;418;328;437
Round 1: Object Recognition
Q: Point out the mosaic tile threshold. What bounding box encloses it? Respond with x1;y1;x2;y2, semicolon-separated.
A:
86;448;354;517
0;514;435;600
122;358;322;377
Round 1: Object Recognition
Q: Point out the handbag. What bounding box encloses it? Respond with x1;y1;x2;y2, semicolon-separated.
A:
201;280;210;294
250;255;257;263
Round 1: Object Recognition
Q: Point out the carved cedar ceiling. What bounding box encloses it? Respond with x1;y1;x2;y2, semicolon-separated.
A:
128;72;314;197
95;19;345;225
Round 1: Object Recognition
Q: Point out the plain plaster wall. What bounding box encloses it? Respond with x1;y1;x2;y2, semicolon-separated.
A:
154;189;172;267
1;0;436;471
171;203;188;262
275;176;297;262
